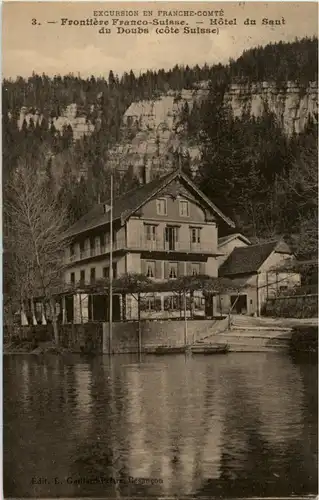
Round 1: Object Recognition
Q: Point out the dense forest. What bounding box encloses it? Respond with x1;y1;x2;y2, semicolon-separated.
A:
3;37;318;259
191;89;318;258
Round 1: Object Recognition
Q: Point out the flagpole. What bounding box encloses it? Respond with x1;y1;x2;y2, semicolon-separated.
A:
109;171;113;355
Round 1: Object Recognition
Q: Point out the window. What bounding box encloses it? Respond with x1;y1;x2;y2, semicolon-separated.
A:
112;263;117;279
70;272;75;285
145;297;156;311
90;237;95;257
179;200;189;217
165;226;179;251
90;268;96;283
194;295;204;310
191;263;200;276
103;265;116;278
190;227;201;244
145;224;156;241
169;262;178;279
80;240;85;257
164;295;180;311
156;198;167;216
140;295;162;312
146;261;155;278
70;244;75;257
80;270;85;284
100;234;105;250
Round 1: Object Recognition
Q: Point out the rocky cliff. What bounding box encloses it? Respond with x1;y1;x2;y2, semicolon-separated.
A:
225;81;317;134
107;86;209;181
11;80;317;183
108;80;318;182
15;102;95;140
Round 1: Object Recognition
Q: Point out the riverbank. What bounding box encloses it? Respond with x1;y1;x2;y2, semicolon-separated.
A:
3;340;70;355
3;317;317;355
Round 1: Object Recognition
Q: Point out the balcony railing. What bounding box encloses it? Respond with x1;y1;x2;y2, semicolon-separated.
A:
66;241;126;264
128;237;211;253
66;236;215;264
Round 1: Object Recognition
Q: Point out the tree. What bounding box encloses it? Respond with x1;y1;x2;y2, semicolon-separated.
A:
4;158;70;343
108;70;116;89
279;142;318;258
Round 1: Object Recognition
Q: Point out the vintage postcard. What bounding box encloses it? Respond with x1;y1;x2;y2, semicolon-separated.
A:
2;1;318;499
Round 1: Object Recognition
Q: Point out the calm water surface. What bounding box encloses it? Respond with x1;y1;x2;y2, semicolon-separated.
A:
4;352;318;498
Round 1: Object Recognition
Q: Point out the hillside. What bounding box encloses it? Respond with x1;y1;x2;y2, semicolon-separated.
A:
105;79;317;182
2;37;318;256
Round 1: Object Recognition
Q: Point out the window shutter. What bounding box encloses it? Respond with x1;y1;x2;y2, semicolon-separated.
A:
155;261;162;279
164;261;169;279
141;259;146;275
186;263;192;276
200;262;206;275
178;262;184;277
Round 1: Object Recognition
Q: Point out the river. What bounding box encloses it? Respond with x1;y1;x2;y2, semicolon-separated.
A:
3;352;318;498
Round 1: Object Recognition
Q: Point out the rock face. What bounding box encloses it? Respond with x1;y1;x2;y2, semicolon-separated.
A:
108;88;208;181
225;81;318;135
15;103;95;141
17;106;45;130
109;81;318;181
50;103;95;141
12;80;318;182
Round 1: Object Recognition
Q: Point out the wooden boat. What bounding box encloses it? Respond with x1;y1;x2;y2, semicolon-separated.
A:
153;344;229;355
153;346;187;355
190;344;229;355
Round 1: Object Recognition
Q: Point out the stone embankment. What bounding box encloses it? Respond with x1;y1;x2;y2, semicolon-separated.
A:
4;315;317;355
193;315;318;353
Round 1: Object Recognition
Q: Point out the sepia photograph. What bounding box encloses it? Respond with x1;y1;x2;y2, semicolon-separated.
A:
2;1;318;498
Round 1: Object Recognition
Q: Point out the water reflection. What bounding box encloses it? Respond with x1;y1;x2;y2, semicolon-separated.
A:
4;353;318;498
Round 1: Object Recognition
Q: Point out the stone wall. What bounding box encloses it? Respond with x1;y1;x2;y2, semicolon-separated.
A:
4;324;54;342
59;323;103;353
5;318;228;354
102;318;228;354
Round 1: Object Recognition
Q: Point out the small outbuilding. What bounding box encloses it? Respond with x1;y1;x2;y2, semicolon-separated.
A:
217;238;301;316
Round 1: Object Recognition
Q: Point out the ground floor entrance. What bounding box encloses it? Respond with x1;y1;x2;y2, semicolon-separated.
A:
231;294;248;314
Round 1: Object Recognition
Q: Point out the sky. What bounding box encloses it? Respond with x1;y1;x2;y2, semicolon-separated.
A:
2;2;318;79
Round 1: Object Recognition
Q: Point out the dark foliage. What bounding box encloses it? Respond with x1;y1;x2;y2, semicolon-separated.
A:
2;37;318;254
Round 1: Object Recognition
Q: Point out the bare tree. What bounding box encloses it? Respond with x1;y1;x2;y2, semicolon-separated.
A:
4;158;70;343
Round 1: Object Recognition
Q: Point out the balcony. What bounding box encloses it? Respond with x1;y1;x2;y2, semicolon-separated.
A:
66;236;215;264
66;241;126;264
129;237;212;254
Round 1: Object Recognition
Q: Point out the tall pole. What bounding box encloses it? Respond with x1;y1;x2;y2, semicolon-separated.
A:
109;171;113;354
184;290;188;347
